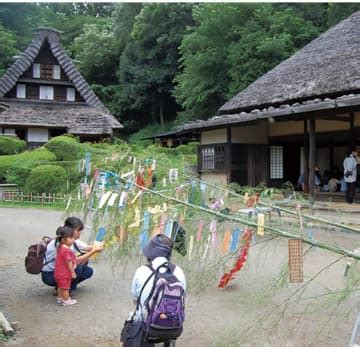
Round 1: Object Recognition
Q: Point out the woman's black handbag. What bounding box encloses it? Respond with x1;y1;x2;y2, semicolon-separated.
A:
120;320;144;347
121;269;157;346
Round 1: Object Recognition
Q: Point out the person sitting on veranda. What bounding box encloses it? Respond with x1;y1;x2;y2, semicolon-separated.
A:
298;168;321;191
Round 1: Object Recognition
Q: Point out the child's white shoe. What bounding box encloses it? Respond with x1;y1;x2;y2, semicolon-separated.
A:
62;298;77;306
56;297;63;304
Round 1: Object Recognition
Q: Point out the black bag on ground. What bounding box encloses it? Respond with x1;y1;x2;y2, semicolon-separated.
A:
120;320;144;347
25;236;53;274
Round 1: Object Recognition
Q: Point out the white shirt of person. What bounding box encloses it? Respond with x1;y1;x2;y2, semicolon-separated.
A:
131;256;186;321
343;154;358;183
41;239;88;272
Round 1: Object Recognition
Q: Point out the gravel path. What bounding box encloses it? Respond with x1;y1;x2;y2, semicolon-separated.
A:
0;207;359;347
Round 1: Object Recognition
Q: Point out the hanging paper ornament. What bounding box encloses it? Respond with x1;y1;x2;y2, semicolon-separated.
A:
139;211;151;250
85;152;91;177
99;191;112;209
162;177;167;187
288;238;304;283
152;215;161;236
202;234;211;260
196;220;204;241
164;220;173;238
220;229;232;254
119;191;128;208
169;169;178;183
107;192;119;207
229;228;241;252
218;228;252;288
188;235;194;261
200;182;207;192
257;213;265;236
210;220;217;248
131;190;142;205
151;160;156;171
129;208;141;228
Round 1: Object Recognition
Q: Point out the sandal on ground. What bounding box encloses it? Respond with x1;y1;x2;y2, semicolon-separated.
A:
62;298;77;306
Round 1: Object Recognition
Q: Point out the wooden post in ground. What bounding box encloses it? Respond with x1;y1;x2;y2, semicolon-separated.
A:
308;119;316;200
303;120;309;193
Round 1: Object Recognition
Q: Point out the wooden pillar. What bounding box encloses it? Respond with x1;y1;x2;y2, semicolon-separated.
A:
350;113;355;148
329;139;334;171
226;127;232;184
308;119;316;200
303;120;309;193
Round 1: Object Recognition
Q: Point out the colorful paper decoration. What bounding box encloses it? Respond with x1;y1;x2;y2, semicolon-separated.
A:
131;190;142;204
196;220;204;241
119;191;128;208
85;152;91;176
220;229;232;254
200;182;207;192
162;177;167;187
188;235;194;261
164;220;173;237
99;191;112;209
129;208;141;228
66;196;72;210
139;211;150;250
218;228;252;288
257;213;265;236
107;192;119;207
210;220;217;247
169;169;178;183
202;234;211;259
288;239;303;283
230;228;241;252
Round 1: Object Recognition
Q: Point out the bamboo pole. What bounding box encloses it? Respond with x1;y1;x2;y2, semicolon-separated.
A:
117;176;360;261
180;172;360;235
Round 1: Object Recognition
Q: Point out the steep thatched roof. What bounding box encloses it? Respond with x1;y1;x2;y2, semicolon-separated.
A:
220;11;360;114
0;27;122;133
0;100;114;135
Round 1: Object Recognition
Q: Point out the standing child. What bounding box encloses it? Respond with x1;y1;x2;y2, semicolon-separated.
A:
54;226;78;306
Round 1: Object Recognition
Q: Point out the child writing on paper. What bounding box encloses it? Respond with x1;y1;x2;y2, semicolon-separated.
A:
54;226;78;306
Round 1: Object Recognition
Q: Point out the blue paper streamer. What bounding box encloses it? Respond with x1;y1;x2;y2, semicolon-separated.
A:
230;228;241;252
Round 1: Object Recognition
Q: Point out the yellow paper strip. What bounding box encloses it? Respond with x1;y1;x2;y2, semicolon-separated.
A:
257;213;265;236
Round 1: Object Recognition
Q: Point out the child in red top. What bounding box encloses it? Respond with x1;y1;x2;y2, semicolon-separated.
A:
54;226;77;306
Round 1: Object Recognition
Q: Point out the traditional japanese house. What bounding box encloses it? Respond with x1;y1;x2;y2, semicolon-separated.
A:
0;27;122;148
177;11;360;197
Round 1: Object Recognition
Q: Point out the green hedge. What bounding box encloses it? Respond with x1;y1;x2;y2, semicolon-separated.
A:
25;164;67;193
0;148;56;186
0;136;26;155
45;135;84;161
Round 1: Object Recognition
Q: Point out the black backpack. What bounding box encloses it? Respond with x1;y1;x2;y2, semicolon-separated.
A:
25;236;53;274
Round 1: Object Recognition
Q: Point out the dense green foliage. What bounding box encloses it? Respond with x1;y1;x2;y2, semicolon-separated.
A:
1;3;360;135
0;148;56;185
0;136;26;155
44;135;84;161
25;164;67;193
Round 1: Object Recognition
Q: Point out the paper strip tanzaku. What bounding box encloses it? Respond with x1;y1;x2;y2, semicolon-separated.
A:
218;228;253;288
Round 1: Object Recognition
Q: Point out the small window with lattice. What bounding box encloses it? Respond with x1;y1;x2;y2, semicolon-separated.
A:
199;144;226;171
270;145;283;179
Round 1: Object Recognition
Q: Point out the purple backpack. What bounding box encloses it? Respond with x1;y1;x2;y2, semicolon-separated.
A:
144;263;185;341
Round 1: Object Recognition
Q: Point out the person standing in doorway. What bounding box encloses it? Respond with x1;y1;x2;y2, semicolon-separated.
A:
343;148;359;204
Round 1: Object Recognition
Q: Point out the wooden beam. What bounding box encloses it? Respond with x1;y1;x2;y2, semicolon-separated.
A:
303;120;309;193
308;119;316;200
226;127;232;184
350;112;355;148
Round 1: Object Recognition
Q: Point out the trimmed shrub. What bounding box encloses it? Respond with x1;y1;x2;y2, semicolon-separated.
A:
1;148;56;186
0;136;26;155
45;135;84;161
25;164;67;193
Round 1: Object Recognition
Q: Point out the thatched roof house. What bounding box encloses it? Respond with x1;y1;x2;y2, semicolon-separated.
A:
0;27;122;146
178;11;360;197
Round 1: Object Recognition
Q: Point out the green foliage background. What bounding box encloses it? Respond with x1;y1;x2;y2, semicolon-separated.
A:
0;3;360;136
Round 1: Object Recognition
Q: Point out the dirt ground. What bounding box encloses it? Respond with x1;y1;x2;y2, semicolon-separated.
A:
0;207;360;347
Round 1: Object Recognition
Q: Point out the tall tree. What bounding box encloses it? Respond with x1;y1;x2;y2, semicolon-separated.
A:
117;3;194;131
73;23;119;85
174;4;320;124
0;23;18;76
